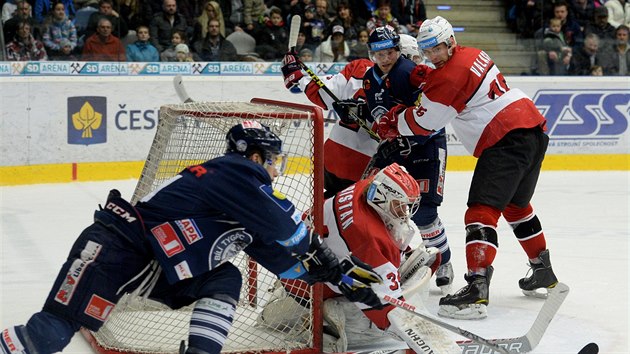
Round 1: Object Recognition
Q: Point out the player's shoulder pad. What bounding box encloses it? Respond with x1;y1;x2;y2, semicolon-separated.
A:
340;58;374;80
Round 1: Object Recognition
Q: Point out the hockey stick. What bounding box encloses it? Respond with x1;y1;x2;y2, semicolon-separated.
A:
342;275;570;354
173;75;193;103
287;15;381;142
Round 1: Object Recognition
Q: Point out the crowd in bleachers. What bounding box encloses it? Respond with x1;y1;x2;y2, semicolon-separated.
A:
1;0;627;76
0;0;427;62
507;0;629;75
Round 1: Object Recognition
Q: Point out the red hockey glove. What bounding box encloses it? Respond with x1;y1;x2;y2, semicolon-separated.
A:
377;104;407;140
281;50;304;91
409;64;432;90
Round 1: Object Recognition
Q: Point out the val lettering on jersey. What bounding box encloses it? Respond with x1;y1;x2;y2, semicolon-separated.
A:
55;240;102;305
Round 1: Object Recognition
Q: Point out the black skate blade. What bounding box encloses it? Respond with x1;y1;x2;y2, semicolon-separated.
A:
577;342;599;354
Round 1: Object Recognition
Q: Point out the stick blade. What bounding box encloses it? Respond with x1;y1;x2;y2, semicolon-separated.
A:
288;14;301;51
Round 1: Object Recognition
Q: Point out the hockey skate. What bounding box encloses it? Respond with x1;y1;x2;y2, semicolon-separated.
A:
519;249;558;299
435;261;454;294
438;266;493;320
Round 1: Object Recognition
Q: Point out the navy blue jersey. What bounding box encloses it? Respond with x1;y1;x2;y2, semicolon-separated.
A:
363;56;446;144
135;153;310;284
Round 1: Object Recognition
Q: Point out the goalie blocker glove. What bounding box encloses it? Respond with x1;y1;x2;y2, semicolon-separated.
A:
281;50;304;93
332;98;369;125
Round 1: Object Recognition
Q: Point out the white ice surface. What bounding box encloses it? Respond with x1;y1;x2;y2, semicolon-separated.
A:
1;171;628;353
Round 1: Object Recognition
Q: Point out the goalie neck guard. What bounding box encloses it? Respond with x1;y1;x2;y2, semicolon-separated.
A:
366;163;421;249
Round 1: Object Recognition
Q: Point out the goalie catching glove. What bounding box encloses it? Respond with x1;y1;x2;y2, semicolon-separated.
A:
281;50;304;93
332;98;369;125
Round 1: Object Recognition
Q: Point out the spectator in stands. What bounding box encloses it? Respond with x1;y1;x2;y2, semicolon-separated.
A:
313;24;349;61
302;4;325;51
253;6;287;60
590;64;603;75
366;0;403;33
175;43;193;61
571;0;595;33
82;17;126;61
315;0;335;31
86;0;129;40
119;0;154;34
149;0;188;52
299;47;314;61
3;1;40;43
2;0;18;24
243;0;266;33
600;24;630;75
543;18;573;74
74;0;98;40
193;18;238;61
160;28;187;61
328;1;361;43
569;33;604;74
227;0;244;30
33;0;76;25
348;26;369;60
6;20;48;60
605;0;630;28
553;1;583;48
42;2;77;60
586;6;617;44
393;0;427;34
126;25;159;61
226;28;260;60
194;0;227;44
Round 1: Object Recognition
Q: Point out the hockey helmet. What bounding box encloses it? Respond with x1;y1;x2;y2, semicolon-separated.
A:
366;163;421;249
399;33;422;63
226;121;287;174
367;25;400;52
417;16;456;50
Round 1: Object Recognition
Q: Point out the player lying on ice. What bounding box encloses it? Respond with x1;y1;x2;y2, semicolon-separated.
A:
258;163;462;353
0;121;383;354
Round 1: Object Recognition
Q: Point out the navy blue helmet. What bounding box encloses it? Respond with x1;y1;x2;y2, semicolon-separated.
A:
226;121;283;162
367;26;400;52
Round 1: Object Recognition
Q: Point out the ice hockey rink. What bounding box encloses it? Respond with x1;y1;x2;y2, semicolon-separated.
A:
1;170;628;354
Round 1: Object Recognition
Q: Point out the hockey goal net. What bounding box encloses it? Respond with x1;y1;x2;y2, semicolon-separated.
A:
81;98;325;354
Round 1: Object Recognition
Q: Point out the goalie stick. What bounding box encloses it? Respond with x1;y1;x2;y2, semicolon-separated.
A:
342;274;570;354
173;75;193;103
287;15;381;142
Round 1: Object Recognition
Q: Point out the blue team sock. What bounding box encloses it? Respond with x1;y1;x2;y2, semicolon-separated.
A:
187;298;236;354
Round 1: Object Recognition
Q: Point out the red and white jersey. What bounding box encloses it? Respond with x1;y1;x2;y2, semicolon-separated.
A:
298;59;379;181
322;179;404;329
397;46;546;157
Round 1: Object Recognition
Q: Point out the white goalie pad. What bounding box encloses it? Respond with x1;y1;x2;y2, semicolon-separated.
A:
400;244;440;285
387;307;461;354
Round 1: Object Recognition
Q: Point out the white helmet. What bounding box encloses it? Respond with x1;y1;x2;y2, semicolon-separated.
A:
399;33;424;64
417;16;456;50
366;163;421;249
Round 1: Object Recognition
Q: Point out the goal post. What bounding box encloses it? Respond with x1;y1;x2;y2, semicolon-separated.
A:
81;98;325;354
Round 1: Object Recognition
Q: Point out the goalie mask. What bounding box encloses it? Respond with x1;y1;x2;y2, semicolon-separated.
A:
226;121;287;175
366;163;421;250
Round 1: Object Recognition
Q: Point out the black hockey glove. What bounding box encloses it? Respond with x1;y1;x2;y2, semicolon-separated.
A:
298;234;341;285
332;98;368;125
337;255;384;309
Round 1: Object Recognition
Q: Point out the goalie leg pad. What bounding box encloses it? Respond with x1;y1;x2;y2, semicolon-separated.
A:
323;298;348;352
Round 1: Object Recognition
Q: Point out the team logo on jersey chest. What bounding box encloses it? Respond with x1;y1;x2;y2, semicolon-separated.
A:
209;228;253;268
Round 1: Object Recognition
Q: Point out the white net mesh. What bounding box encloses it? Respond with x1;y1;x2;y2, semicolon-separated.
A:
84;100;324;354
